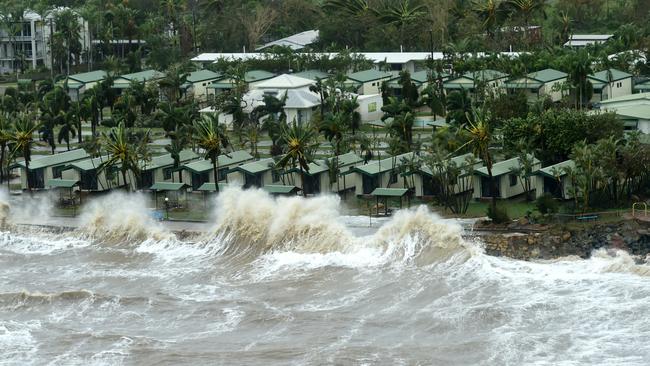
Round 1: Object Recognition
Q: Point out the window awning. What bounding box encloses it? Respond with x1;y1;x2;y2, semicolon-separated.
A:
47;179;79;188
370;188;409;197
150;182;189;191
262;185;301;195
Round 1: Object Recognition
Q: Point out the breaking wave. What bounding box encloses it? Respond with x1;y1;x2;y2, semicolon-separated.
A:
78;192;172;242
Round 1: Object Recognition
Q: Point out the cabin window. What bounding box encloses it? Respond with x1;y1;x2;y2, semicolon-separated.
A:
368;102;377;113
272;170;281;183
27;169;44;189
509;174;518;187
163;167;174;180
389;172;398;185
52;165;65;179
218;168;228;181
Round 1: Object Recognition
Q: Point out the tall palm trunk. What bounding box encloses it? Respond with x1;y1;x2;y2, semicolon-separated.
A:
212;155;219;193
486;164;497;213
122;169;129;191
0;144;5;182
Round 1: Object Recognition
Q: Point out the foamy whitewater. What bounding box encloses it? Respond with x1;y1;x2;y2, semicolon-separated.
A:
1;187;650;365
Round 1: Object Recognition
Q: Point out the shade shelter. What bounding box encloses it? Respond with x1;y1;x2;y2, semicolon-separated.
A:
150;182;189;209
47;179;80;214
370;187;409;216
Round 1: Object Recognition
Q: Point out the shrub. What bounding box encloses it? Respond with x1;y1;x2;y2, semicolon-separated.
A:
487;204;510;223
535;194;559;215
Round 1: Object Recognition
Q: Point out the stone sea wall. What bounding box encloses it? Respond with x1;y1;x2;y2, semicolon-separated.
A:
480;221;650;260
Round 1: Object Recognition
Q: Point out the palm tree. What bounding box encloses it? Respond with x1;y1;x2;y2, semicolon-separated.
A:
99;123;141;191
473;0;507;40
565;49;593;109
276;122;318;195
464;107;497;214
446;89;472;125
165;138;186;183
507;0;545;41
9;114;39;191
323;0;371;17
0;115;12;182
159;64;190;104
193;114;229;193
57;111;77;150
377;0;426;49
80;89;101;138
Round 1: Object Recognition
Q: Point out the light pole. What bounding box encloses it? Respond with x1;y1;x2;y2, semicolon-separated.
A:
164;197;169;220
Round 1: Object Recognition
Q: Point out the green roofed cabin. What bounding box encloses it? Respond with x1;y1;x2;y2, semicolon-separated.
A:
634;79;650;93
182;69;222;101
588;68;633;103
387;70;449;96
113;69;165;89
444;69;509;95
473;155;541;199
62;70;107;101
409;153;483;198
503;68;568;102
63;155;131;192
352;152;417;195
534;160;575;200
140;149;199;190
13;149;89;190
182;150;254;191
263;184;301;196
598;92;650;133
207;70;275;98
227;158;282;189
284;152;364;195
346;69;394;95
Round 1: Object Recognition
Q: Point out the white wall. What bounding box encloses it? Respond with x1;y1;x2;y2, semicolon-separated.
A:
356;94;383;121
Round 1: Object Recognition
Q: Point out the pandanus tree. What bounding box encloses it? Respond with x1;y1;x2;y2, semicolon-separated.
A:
473;0;508;41
276;122;318;195
193;114;229;193
377;0;426;49
99;123;143;191
464;107;497;215
10;114;39;191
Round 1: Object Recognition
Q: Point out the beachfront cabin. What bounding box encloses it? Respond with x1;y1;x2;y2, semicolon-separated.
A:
284;152;365;195
588;69;633;103
352;152;417;195
206;70;275;99
534;160;575;200
564;34;614;48
63;70;107;101
356;94;384;122
503;68;568;102
13;149;90;190
112;69;165;90
386;70;449;97
292;69;330;82
182;150;254;191
227;158;283;188
140;149;199;190
472;155;541;199
346;69;394;95
410;153;482;198
287;160;330;195
598;93;650;133
181;69;222;101
63;156;130;192
245;74;321;125
328;152;365;193
443;69;509;98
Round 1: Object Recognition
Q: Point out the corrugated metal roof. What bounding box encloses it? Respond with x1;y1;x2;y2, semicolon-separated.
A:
255;74;315;89
354;152;416;176
196;182;229;191
68;156;111;171
347;69;393;83
475;155;539;177
118;69;165;82
589;68;633;83
67;70;107;84
143;150;198;171
186;69;221;83
536;160;575;179
462;69;508;81
418;153;482;177
19;149;89;170
257;30;319;51
614;105;650;120
183;150;254;173
600;92;650;105
236;158;276;174
292;70;330;81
